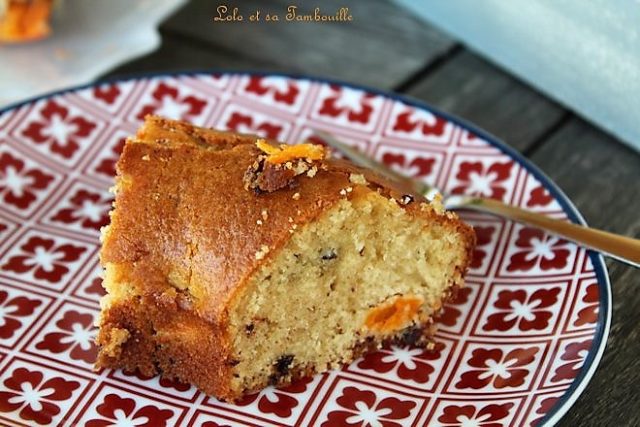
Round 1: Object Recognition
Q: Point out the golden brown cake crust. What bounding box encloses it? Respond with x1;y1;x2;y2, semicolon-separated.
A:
96;116;475;401
98;292;234;396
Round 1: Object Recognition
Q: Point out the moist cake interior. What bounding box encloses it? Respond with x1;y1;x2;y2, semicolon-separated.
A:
228;192;466;392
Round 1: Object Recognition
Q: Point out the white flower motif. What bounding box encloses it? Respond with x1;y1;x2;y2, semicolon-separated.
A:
381;346;424;370
345;400;393;427
154;97;190;119
406;109;437;126
570;349;589;371
260;386;281;404
111;408;149;427
466;170;498;196
479;358;518;381
7;382;54;412
259;77;291;94
1;165;32;197
40;114;78;143
329;87;369;114
525;236;558;262
59;322;95;351
79;199;106;222
24;246;65;272
503;298;541;323
454;412;494;427
0;304;12;327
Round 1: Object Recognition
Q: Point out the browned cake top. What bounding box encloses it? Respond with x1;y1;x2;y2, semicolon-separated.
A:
101;116;472;323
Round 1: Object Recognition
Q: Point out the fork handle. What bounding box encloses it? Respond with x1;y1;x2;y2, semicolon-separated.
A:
460;197;640;268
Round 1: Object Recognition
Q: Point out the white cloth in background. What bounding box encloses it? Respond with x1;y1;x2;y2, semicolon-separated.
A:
0;0;186;107
395;0;640;151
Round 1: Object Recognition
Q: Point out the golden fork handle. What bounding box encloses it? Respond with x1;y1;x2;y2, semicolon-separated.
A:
461;197;640;267
311;131;639;267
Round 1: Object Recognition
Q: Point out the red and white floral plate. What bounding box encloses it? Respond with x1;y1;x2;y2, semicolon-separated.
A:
0;73;610;427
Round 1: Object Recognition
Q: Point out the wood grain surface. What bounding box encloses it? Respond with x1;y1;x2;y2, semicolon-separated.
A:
101;1;640;425
161;0;454;89
531;119;640;426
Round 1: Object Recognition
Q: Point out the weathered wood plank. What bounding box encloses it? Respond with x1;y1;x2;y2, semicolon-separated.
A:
160;0;456;89
530;118;640;427
404;50;567;153
531;119;640;235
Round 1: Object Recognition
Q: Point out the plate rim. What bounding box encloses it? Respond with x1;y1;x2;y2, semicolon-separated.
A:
0;70;612;427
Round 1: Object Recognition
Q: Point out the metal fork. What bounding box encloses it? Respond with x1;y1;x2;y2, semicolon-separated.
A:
314;131;640;268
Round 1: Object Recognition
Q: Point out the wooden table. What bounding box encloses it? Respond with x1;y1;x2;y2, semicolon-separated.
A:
102;1;640;425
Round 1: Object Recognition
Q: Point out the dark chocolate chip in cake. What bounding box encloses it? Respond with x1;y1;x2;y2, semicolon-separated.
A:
244;155;312;194
399;324;423;346
321;249;337;260
275;354;294;376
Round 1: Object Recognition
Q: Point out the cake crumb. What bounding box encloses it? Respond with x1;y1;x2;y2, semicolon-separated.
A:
431;193;445;214
142;154;150;161
349;173;367;185
102;328;130;358
256;219;263;226
346;187;353;193
421;194;445;214
307;166;318;178
340;189;347;196
255;245;270;260
261;209;269;221
292;192;301;200
293;162;309;175
288;217;294;223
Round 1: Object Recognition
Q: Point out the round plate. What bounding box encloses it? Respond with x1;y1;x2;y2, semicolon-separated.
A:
0;73;610;427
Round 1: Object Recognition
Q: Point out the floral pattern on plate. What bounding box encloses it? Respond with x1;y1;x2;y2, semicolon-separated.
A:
0;73;609;426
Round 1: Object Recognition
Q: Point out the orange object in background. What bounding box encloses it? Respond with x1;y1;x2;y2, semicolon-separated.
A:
0;0;54;43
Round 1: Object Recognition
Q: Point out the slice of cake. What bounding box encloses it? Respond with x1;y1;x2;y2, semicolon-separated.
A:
96;115;475;401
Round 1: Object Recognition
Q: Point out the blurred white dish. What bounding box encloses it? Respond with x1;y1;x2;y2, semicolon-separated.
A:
395;0;640;151
0;0;186;107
